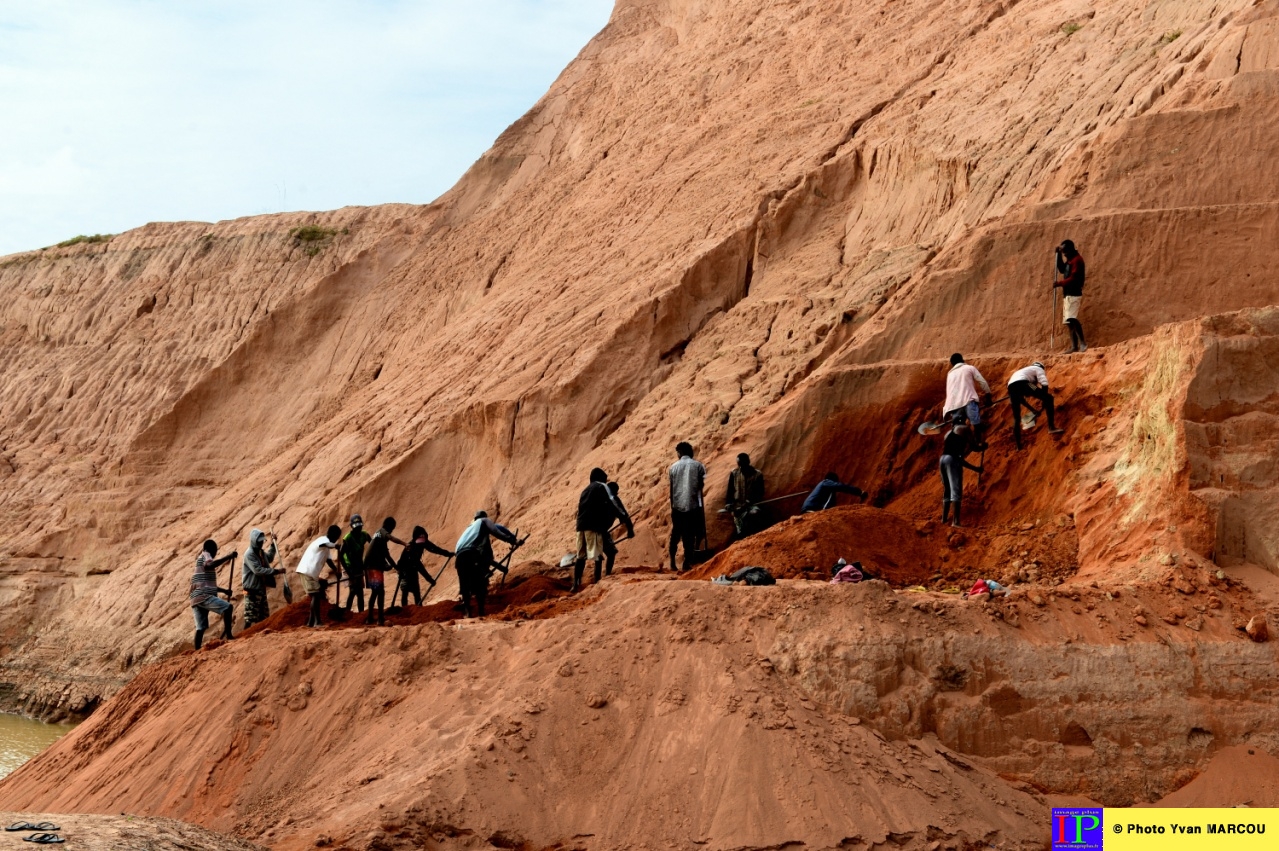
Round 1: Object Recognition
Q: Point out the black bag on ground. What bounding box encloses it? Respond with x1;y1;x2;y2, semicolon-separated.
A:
728;566;776;586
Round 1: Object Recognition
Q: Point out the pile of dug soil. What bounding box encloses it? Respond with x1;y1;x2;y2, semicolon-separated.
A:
691;505;1079;589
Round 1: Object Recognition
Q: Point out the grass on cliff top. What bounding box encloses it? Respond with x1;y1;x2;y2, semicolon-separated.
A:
54;233;113;248
289;224;347;257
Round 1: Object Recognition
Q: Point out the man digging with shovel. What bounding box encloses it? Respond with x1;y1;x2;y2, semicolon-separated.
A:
455;511;521;618
296;525;342;628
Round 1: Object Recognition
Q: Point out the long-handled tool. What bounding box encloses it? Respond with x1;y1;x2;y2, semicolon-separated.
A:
327;572;346;620
1051;254;1059;350
420;555;454;606
488;535;526;587
918;396;1012;436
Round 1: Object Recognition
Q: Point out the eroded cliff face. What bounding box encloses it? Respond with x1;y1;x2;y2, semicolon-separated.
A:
1;0;1278;741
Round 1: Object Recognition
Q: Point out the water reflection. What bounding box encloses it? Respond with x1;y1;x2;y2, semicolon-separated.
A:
0;713;77;780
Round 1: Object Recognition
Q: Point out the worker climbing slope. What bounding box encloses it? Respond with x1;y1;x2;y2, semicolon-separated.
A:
1007;361;1064;449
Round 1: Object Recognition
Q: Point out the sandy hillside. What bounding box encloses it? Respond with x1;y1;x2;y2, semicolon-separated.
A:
4;0;1279;849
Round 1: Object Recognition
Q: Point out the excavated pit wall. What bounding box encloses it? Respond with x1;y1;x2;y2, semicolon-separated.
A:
774;582;1279;806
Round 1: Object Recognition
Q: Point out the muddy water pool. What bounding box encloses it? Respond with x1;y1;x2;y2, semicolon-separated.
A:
0;713;76;780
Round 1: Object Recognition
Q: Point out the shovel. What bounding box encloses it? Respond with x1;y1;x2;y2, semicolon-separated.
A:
327;573;346;620
918;395;1011;435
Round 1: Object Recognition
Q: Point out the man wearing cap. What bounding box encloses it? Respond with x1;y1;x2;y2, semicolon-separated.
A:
340;514;372;614
455;510;520;617
1007;361;1063;450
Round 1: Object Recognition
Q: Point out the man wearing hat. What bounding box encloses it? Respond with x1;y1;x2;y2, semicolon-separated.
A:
340;514;372;614
1007;361;1063;450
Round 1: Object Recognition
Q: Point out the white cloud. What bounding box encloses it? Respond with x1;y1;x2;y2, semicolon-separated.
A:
0;1;614;253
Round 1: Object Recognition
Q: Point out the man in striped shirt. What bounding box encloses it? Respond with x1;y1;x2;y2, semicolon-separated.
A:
190;540;237;649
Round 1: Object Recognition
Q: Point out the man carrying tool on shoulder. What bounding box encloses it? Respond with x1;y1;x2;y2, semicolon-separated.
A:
455;510;521;617
943;353;992;448
1007;361;1064;450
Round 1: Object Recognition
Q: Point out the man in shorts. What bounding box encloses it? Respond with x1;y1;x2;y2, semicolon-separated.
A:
573;467;622;592
296;525;342;628
1054;239;1087;353
190;540;237;649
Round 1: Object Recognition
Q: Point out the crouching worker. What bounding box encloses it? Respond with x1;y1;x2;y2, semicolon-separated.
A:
297;525;342;628
191;540;237;649
396;526;453;607
1007;361;1064;449
801;472;867;512
455;511;519;617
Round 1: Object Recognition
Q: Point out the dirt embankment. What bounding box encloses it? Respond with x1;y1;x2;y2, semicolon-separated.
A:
2;572;1277;850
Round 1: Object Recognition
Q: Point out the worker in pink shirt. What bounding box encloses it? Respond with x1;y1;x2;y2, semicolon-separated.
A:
942;353;991;447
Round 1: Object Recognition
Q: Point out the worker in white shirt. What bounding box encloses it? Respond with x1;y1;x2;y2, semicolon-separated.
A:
1007;361;1064;449
943;353;992;448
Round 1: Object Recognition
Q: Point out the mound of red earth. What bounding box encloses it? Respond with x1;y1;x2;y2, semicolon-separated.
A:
692;505;1079;591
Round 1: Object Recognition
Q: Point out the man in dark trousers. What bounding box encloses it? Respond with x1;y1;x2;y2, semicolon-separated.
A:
574;468;621;592
1054;240;1087;353
455;510;520;617
940;414;984;527
363;517;404;625
241;529;284;629
668;442;707;573
801;472;866;513
339;514;372;614
602;481;635;578
725;453;766;538
395;525;453;607
1007;361;1064;449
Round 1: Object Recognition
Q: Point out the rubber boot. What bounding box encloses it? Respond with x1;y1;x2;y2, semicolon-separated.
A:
194;628;205;650
951;499;963;528
572;559;585;593
667;545;678;573
942;501;951;524
605;553;616;576
221;610;234;641
593;558;603;584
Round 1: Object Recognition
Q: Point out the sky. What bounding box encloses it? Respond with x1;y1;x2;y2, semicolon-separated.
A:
0;1;615;256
